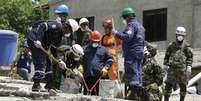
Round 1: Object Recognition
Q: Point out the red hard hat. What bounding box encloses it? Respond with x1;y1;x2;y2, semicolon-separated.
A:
102;19;112;29
89;31;102;42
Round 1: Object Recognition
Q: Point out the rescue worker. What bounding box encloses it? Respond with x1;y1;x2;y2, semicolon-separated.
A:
141;41;164;101
55;44;84;90
81;31;113;95
113;7;145;100
10;41;32;81
53;19;80;90
60;20;77;46
55;4;69;25
101;19;122;80
163;26;193;101
75;17;91;46
27;19;78;91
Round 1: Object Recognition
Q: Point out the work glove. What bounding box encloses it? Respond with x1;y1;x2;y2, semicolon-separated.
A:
185;66;192;76
77;65;84;74
65;68;72;77
101;67;109;77
144;46;150;57
147;83;158;90
73;68;83;78
112;29;118;36
163;65;169;72
34;40;42;48
58;59;67;70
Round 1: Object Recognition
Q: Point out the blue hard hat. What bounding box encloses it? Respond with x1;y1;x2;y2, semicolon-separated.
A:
23;41;29;48
55;4;69;16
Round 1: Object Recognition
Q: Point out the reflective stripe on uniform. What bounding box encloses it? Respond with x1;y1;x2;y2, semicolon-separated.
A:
45;71;53;75
35;70;45;74
107;58;113;62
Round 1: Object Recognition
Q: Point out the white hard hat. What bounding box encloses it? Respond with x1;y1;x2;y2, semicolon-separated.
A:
70;44;84;57
79;18;89;25
176;26;186;36
67;19;79;32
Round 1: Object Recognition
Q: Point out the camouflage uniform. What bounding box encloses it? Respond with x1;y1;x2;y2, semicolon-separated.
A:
75;28;90;47
141;42;164;101
54;48;81;90
164;41;193;101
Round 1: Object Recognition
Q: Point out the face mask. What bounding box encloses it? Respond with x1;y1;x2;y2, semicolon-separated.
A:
56;17;61;23
74;57;80;61
92;43;99;48
64;33;71;37
122;19;127;25
80;27;86;31
81;26;88;31
177;36;184;42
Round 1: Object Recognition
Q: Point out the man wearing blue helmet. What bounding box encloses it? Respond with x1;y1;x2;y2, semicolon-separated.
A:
55;4;69;25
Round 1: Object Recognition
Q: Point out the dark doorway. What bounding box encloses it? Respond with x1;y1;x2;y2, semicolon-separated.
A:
143;8;167;42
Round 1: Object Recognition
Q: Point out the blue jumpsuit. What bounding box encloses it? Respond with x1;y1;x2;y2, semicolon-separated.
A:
82;44;113;95
27;20;63;88
115;19;145;87
17;52;32;80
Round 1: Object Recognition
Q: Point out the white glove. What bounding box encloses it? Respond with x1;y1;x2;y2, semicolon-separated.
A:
34;40;42;48
164;65;169;72
112;29;118;35
185;66;192;76
58;60;67;70
144;46;150;56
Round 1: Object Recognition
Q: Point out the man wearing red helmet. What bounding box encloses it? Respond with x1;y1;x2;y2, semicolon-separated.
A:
81;31;113;95
101;19;122;80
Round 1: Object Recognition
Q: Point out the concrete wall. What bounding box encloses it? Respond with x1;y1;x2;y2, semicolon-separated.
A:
193;0;201;48
49;0;201;49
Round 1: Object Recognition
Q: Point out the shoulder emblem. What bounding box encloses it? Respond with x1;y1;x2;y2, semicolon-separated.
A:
126;27;133;35
51;24;56;29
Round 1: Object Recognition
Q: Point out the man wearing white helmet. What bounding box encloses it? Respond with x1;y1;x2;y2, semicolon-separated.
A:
163;26;193;101
54;44;84;90
61;19;79;45
75;18;91;46
53;19;80;90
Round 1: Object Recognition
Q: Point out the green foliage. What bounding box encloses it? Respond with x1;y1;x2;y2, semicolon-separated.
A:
17;34;26;53
11;73;23;80
0;0;49;52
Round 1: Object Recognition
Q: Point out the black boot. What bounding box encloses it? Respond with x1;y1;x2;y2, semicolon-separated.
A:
125;86;140;101
44;83;54;90
164;95;170;101
180;95;185;101
32;82;42;91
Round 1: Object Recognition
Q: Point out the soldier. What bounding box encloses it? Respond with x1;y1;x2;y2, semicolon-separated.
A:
53;19;80;90
141;41;164;101
75;18;91;47
54;44;84;90
163;26;193;101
